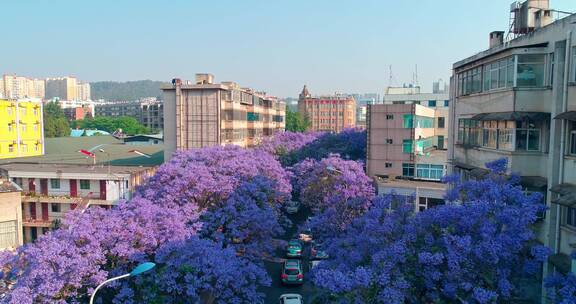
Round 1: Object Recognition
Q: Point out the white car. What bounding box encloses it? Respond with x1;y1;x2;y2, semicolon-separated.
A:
285;201;300;214
279;293;303;304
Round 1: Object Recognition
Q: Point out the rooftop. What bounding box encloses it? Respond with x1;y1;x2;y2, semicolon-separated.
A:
0;179;21;193
0;136;164;167
454;13;576;69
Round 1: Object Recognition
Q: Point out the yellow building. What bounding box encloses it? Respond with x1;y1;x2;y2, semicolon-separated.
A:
0;99;44;159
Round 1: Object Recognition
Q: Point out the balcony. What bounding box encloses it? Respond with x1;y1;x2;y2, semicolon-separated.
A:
22;191;111;205
22;217;53;228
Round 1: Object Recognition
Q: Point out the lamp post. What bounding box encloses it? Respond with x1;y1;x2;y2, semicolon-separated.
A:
89;262;155;304
325;165;343;174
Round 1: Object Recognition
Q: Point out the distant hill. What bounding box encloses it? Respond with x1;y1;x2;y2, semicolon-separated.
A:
90;80;167;101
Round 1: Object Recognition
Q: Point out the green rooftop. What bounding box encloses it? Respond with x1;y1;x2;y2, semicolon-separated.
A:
0;136;164;167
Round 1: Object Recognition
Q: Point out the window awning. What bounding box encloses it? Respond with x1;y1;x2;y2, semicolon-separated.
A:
471;112;550;121
454;162;475;170
551;183;576;207
554;111;576;121
550;183;576;196
520;176;548;189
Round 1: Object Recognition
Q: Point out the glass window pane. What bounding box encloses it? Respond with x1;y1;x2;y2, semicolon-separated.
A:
528;130;540;151
516;130;528;150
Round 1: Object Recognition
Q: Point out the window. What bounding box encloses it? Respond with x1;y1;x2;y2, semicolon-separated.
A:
482;121;498;149
428;100;436;107
402;163;415;177
570;127;576;155
7;124;12;132
386;114;394;120
403;114;413;128
572;47;576;82
517;54;545;87
7;108;12;116
80;180;90;190
0;220;17;249
21;124;26;132
416;164;444;181
498;128;515;151
51;203;61;213
34;124;38;132
385;162;393;168
483;57;514;91
567;207;576;227
20;108;26;116
33;109;38;116
386;139;393;144
458;66;482;95
50;179;60;189
8;145;13;153
21;144;27;152
437;117;445;129
402;139;413;153
516;120;540;151
444;100;449;107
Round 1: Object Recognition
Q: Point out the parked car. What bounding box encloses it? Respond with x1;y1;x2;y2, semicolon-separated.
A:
279;293;303;304
310;242;329;260
281;260;304;285
285;200;300;214
286;239;303;258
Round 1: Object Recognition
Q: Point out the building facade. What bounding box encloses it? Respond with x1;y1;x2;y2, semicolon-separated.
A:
45;77;78;101
162;74;285;160
0;179;22;250
447;9;576;278
298;85;356;132
0;99;44;159
0;75;45;99
0;164;155;243
75;82;91;101
366;103;448;211
94;101;142;118
140;98;164;133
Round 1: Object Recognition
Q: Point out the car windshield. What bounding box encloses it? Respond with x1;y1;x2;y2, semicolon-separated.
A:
285;268;300;275
288;241;300;247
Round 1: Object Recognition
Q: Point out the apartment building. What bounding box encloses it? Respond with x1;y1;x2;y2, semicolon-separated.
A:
366;103;448;211
94;98;164;132
76;82;91;101
0;179;22;250
0;135;163;243
0;75;45;99
94;100;142;118
162;74;286;160
447;2;576;277
0;99;44;159
140;98;164;132
45;77;78;101
298;85;356;132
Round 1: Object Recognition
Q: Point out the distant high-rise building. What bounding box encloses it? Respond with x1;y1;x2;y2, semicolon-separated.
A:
75;82;91;101
45;77;77;101
162;74;286;160
298;85;356;132
0;75;45;99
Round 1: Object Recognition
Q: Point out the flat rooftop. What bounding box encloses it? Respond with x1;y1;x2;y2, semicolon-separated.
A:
0;136;164;167
0;163;151;175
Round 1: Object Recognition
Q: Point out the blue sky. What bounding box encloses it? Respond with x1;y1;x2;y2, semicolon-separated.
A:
3;0;574;97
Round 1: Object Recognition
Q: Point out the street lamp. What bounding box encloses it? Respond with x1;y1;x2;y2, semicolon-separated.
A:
89;262;156;304
325;165;343;174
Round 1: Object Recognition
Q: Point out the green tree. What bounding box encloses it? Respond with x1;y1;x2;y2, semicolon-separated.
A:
75;116;150;135
43;101;70;138
285;110;310;132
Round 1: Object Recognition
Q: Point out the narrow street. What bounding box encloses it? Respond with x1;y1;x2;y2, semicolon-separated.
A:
260;207;321;304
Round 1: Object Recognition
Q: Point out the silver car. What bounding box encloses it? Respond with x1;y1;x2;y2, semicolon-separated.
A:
279;293;303;304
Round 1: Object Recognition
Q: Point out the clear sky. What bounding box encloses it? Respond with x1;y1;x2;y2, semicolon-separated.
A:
3;0;574;97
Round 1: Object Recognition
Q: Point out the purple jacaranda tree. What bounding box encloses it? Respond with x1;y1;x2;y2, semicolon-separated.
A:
290;154;375;238
113;237;270;304
138;145;292;209
257;131;321;158
280;128;366;166
311;159;548;304
0;146;291;303
545;271;576;304
200;176;289;259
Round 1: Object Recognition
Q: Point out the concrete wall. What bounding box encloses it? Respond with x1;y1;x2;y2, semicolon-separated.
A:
163;89;177;161
0;191;22;249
